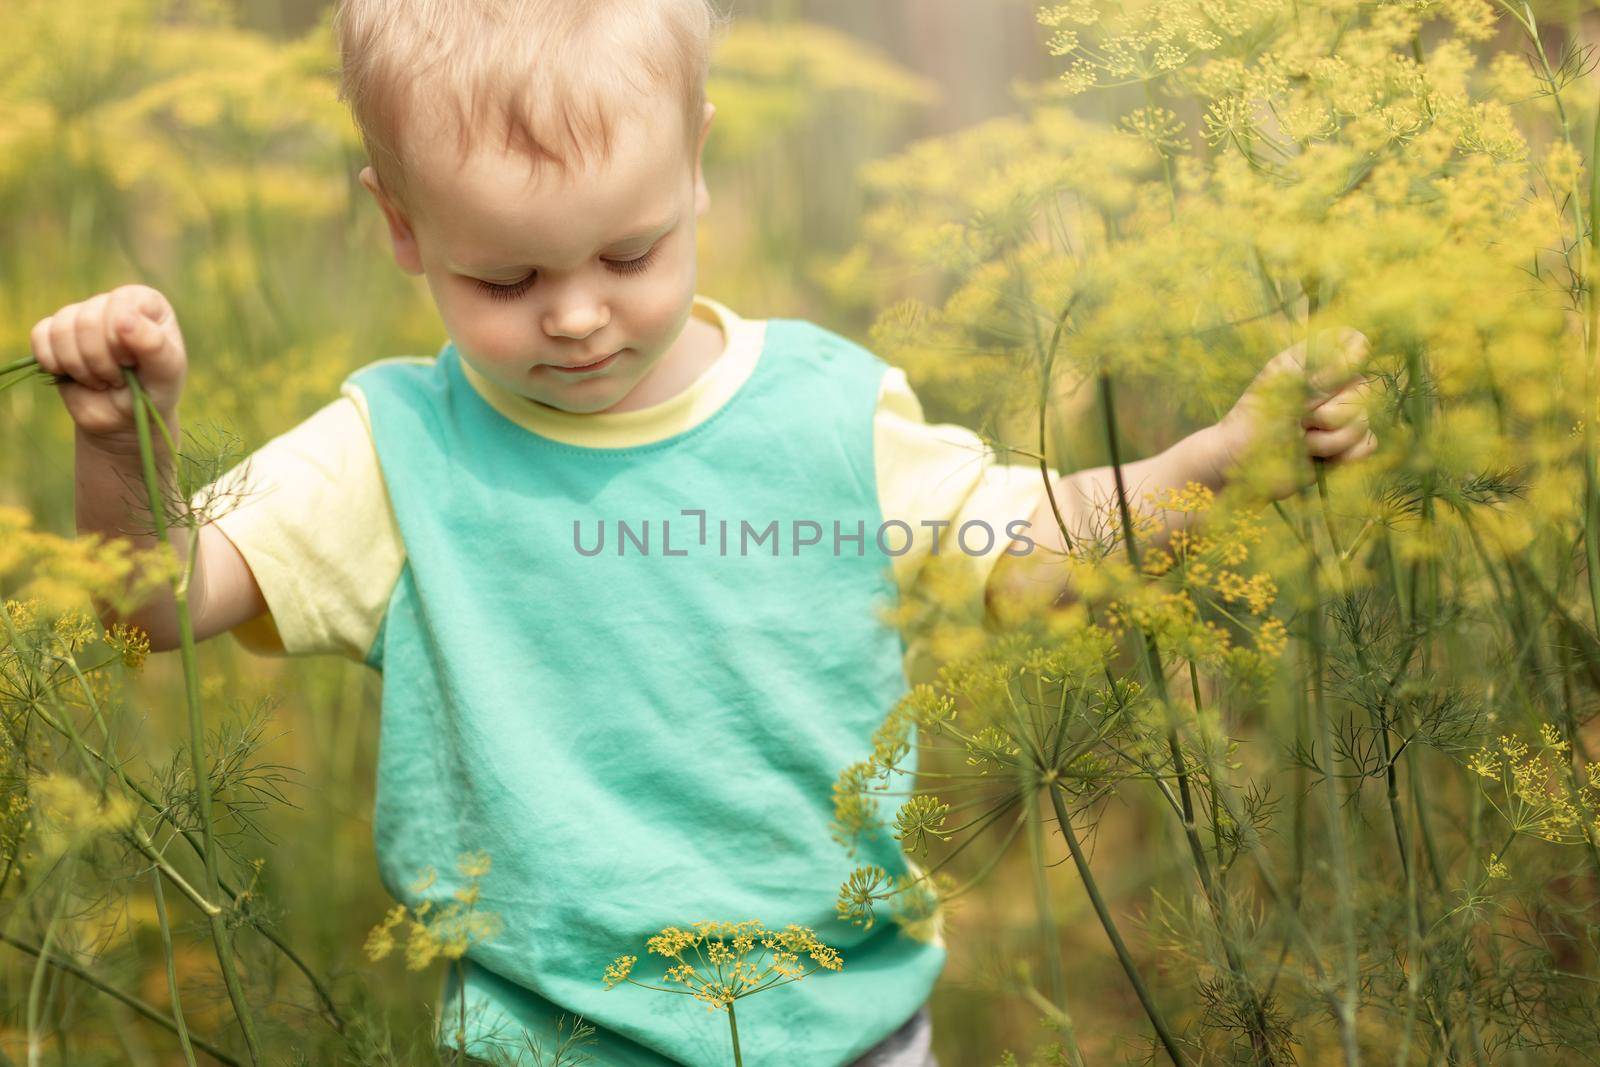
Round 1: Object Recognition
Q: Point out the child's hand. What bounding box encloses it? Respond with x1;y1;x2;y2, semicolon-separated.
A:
1210;327;1379;500
29;284;188;453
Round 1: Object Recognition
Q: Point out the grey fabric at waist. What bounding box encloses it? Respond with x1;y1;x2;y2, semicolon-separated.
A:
845;1003;937;1067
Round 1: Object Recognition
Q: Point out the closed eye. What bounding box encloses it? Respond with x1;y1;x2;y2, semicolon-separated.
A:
473;244;663;302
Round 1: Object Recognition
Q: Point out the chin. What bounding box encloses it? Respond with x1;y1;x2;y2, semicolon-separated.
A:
542;385;630;414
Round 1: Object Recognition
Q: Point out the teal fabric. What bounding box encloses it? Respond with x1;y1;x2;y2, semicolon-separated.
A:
348;320;944;1066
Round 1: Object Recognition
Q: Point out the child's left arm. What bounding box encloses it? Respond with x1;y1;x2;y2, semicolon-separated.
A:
987;328;1378;623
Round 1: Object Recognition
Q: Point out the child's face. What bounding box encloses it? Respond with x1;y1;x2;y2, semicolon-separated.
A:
360;93;715;414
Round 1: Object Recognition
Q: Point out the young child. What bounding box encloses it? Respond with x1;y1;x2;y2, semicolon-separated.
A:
26;1;1377;1063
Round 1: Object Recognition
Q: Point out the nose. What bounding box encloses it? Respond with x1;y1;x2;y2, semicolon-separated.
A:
542;288;611;341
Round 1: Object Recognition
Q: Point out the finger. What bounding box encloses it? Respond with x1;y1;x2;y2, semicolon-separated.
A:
1304;328;1370;400
121;284;170;328
30;316;58;375
1326;430;1379;465
1316;373;1384;425
109;287;169;362
1306;420;1369;458
120;314;165;363
1302;386;1369;430
49;304;101;391
74;293;123;389
1248;341;1305;392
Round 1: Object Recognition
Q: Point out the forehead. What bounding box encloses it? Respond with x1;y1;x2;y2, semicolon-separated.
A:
407;95;689;266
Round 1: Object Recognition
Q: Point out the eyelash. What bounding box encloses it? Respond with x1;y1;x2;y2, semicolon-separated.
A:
473;245;661;302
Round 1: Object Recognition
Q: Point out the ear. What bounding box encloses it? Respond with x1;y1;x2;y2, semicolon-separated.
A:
693;102;715;219
359;166;425;277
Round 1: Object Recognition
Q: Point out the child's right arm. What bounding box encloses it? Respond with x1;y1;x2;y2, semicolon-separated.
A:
30;284;268;652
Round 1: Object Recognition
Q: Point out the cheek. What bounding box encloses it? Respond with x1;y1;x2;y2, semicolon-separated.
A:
625;262;697;343
473;311;533;353
440;293;533;370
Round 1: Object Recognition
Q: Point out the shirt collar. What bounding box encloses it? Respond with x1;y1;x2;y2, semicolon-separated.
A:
454;294;764;449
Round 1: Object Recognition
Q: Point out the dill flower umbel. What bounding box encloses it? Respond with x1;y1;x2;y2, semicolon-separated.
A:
603;919;842;1065
1468;728;1600;848
0;507;181;619
364;849;503;971
102;621;152;671
603;918;842;1012
28;772;137;859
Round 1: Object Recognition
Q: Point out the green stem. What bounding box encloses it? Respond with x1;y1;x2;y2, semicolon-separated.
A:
1048;784;1188;1064
1189;662;1226;868
124;368;263;1065
1398;345;1488;1067
1015;981;1088;1067
1025;782;1068;1014
27;853;77;1067
1583;32;1600;684
727;1001;743;1067
1305;511;1363;1066
1098;371;1278;1066
152;869;200;1067
454;958;465;1065
1313;463;1449;1052
1035;293;1083;558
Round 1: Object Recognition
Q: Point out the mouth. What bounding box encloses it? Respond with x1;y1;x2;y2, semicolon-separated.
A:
546;349;623;375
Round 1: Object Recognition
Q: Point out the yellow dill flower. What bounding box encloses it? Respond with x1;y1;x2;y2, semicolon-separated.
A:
893;794;952;856
103;621;151;671
1140;545;1178;579
836;865;893;929
51;611;97;652
1254;617;1289;659
831;761;884;853
606;919;844;1014
404;918;442;971
1539;722;1570;753
1037;1;1100;28
364;904;408;963
100;620;150;671
29;773;137;859
456;848;492;879
0;508;38;576
647;926;698;957
409;865;438;895
603;955;637;989
1468;730;1600;847
965;724;1023;775
5;598;40;632
366;853;502;972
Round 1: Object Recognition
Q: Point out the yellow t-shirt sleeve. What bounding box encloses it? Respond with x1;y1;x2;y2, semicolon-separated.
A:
873;366;1051;610
192;383;403;661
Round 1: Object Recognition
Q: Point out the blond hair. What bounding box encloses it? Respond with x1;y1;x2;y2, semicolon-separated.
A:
333;0;729;217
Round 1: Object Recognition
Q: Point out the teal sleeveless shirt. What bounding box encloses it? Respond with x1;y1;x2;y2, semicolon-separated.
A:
347;319;945;1066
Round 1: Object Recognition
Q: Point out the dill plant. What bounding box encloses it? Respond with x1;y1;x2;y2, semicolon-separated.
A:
603;919;843;1067
822;0;1600;1061
364;850;506;1063
0;373;371;1066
